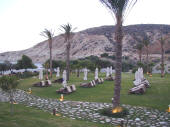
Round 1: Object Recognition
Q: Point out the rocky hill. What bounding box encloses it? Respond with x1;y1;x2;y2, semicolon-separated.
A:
0;24;170;63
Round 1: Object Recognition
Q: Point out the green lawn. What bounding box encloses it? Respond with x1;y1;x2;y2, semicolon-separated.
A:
0;102;113;127
17;73;170;110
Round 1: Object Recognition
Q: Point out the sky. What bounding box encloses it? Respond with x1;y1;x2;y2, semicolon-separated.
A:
0;0;170;53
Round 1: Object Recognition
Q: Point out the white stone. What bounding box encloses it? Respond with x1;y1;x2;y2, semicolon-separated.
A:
95;68;98;80
83;68;87;80
56;67;60;77
133;68;142;86
39;69;43;80
106;67;110;77
105;118;111;123
135;118;140;121
62;70;67;87
110;66;113;75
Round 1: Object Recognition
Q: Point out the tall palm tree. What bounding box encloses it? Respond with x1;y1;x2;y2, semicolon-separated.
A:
158;35;169;77
40;29;54;79
136;43;143;63
99;0;138;108
160;37;165;77
60;23;76;81
143;38;150;73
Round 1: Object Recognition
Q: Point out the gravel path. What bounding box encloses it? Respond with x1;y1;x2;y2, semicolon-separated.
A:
0;89;170;127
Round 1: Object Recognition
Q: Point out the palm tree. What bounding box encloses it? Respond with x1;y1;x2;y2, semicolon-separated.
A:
158;35;169;77
60;23;76;81
136;43;143;63
40;29;54;79
160;37;165;77
99;0;138;108
143;38;150;74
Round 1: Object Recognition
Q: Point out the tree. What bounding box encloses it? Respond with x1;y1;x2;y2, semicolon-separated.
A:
160;37;165;77
16;55;35;70
99;0;138;108
60;23;76;81
158;35;169;77
0;63;7;75
70;60;81;77
136;43;143;62
40;29;54;79
0;76;18;115
143;38;150;73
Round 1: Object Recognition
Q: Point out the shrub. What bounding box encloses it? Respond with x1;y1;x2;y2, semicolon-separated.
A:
15;71;38;79
98;107;128;118
100;53;109;57
132;68;137;73
0;75;18;115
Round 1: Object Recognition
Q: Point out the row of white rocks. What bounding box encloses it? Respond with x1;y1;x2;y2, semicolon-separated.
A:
0;89;169;127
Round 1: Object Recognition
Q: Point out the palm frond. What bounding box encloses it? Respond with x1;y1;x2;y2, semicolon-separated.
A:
40;29;54;40
60;23;76;40
99;0;137;22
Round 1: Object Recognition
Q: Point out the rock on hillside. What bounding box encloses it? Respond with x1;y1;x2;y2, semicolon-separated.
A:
0;24;170;63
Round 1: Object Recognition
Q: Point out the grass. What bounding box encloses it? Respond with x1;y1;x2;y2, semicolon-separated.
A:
17;73;170;111
0;102;114;127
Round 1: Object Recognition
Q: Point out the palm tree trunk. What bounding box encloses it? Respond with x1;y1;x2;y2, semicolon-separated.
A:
66;41;70;81
113;16;123;108
146;46;149;73
77;69;80;77
161;43;164;77
50;47;52;79
139;50;142;63
49;40;52;79
46;65;48;79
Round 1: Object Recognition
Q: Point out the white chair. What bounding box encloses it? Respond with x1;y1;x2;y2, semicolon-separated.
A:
41;81;45;86
71;85;76;91
90;81;94;87
66;86;72;93
92;80;96;86
47;80;52;85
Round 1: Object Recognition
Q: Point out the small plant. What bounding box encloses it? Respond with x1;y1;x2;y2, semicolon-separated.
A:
98;107;128;118
0;75;18;115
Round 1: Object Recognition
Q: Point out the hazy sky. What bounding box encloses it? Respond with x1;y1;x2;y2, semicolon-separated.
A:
0;0;170;53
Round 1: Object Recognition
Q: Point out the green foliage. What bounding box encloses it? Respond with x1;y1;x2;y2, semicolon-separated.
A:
100;53;116;60
0;76;18;91
132;68;137;73
100;53;109;57
60;23;76;38
44;60;66;70
82;55;113;70
16;55;36;70
134;62;155;73
122;60;134;72
0;63;8;73
15;71;38;79
40;29;54;40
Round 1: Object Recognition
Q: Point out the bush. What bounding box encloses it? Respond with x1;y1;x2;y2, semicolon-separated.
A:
99;107;128;118
108;55;116;60
132;68;138;73
15;71;38;79
122;61;134;72
0;76;18;91
100;53;109;57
